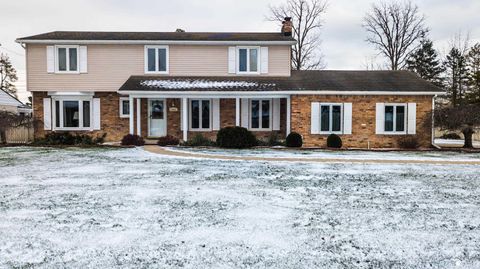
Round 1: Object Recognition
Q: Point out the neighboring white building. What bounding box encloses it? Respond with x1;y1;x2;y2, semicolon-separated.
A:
0;89;32;115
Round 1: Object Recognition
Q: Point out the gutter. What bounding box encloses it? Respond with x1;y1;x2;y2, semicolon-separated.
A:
15;39;298;46
431;95;441;149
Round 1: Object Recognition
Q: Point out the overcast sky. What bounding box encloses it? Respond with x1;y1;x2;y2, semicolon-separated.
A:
1;0;479;102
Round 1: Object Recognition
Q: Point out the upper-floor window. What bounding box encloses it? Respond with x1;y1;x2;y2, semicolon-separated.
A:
237;47;259;74
56;45;79;73
145;45;169;74
384;104;406;133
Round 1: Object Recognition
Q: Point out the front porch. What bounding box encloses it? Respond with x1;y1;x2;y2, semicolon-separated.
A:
125;94;292;142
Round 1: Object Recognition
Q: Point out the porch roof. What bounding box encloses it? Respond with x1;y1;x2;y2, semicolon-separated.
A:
118;70;444;95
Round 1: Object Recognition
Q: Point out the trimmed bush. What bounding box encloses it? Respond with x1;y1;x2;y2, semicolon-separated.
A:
121;134;145;146
216;126;257;149
285;132;303;148
157;135;180;146
34;132;106;146
440;133;462;140
326;134;342;148
398;136;420;149
183;134;215;147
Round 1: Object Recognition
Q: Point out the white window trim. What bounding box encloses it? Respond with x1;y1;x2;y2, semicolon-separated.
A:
54;45;80;74
144;45;169;74
236;46;260;75
384;103;407;135
119;97;130;118
319;103;343;135
189;99;212;131
52;96;93;131
249;99;272;131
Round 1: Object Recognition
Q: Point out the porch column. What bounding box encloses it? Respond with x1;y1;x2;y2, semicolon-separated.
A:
235;97;240;126
129;96;134;134
286;96;291;135
136;98;141;136
182;97;188;141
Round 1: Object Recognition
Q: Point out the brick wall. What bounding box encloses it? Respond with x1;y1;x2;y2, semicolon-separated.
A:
291;95;434;148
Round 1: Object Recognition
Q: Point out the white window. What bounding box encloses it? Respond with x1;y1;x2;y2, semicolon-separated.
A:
190;99;211;131
250;99;271;130
145;45;169;74
384;104;407;133
53;97;93;130
237;47;260;74
55;45;79;73
119;97;130;118
320;103;343;134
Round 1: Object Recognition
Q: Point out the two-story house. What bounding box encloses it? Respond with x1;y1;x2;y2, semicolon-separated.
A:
16;18;443;148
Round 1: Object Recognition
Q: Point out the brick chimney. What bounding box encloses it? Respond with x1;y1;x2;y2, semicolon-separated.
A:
281;17;293;36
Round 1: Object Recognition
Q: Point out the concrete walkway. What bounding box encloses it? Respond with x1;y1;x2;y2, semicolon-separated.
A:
144;145;480;165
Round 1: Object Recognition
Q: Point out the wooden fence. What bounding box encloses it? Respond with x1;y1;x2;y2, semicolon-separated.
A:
3;126;34;144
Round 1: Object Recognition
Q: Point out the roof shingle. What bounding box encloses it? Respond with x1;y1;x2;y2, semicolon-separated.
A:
119;70;444;93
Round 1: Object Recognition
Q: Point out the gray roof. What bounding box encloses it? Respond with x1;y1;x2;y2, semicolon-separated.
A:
119;70;444;93
17;31;295;42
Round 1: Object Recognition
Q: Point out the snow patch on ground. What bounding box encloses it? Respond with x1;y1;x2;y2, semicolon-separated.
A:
1;147;480;268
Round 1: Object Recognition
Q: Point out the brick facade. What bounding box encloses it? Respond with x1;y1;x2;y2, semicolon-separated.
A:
291;95;433;148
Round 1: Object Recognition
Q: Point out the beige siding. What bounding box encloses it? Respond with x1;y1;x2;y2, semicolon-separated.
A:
27;44;291;92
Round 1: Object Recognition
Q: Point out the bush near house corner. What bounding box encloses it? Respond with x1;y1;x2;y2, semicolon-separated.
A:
121;134;145;146
398;136;420;149
327;134;342;148
182;134;216;147
285;132;303;148
157;135;180;146
34;132;106;146
216;126;257;149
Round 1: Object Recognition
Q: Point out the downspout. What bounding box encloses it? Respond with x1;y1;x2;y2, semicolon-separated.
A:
431;95;441;149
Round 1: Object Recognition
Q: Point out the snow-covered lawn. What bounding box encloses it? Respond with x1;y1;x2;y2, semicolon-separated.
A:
1;147;480;268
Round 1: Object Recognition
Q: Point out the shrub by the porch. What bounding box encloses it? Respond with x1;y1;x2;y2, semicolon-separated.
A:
216;126;257;149
327;134;342;148
121;134;145;146
285;132;303;147
182;134;216;147
157;135;180;146
398;136;420;149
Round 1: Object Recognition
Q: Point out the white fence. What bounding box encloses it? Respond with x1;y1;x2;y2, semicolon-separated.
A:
3;126;34;144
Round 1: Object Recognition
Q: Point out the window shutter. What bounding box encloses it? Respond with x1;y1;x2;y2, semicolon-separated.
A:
43;98;52;130
376;103;385;135
93;98;101;130
260;47;269;74
272;98;280;130
407;103;417;135
212;98;220;130
46;46;55;73
343;103;352;135
228;47;236;74
79;46;88;73
310;102;320;134
241;98;249;128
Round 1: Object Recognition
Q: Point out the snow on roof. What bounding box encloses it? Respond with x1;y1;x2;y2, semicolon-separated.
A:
140;79;275;90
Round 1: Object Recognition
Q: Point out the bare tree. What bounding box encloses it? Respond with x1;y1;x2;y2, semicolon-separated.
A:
0;53;18;97
267;0;328;70
363;1;428;70
433;104;480;148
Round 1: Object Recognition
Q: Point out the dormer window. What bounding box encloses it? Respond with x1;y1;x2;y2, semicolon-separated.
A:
145;45;169;74
55;45;79;73
237;47;260;74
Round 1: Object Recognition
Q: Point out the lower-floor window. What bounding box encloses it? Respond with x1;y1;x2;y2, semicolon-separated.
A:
54;99;92;129
119;98;130;118
190;99;211;130
250;99;271;130
320;104;342;133
384;104;406;133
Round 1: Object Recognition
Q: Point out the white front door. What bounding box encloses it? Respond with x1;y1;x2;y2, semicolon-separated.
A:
149;99;166;137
